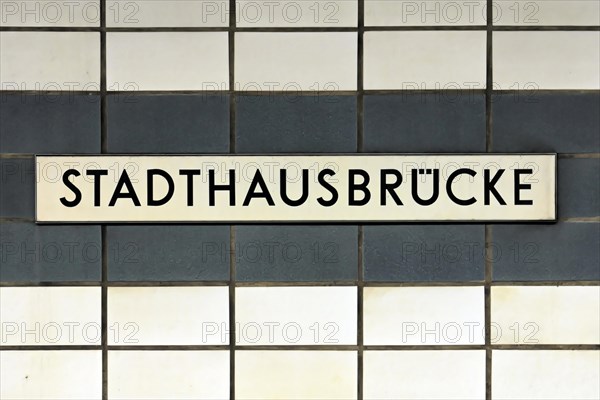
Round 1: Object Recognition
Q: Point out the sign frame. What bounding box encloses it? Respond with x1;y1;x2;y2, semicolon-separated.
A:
34;153;558;224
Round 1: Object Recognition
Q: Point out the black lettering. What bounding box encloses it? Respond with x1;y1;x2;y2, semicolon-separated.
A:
411;169;439;206
108;169;141;207
147;169;174;206
380;169;403;206
484;169;507;205
280;169;309;207
243;170;275;206
179;169;201;206
86;169;108;207
317;169;338;207
209;169;236;206
446;168;477;206
349;169;371;206
514;169;533;205
60;169;82;207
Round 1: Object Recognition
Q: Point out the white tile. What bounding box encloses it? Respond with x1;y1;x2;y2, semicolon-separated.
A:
494;32;600;90
492;286;600;345
236;350;357;400
0;32;100;91
363;286;485;345
107;32;229;91
0;0;100;27
0;350;102;400
237;0;357;27
0;287;101;346
235;287;356;345
496;0;600;26
364;31;486;90
493;350;600;400
107;286;229;345
106;0;228;27
235;32;357;91
108;351;229;399
365;0;486;26
364;350;486;399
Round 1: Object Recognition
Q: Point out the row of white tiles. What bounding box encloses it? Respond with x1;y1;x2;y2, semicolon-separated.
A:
1;349;599;399
1;286;598;346
1;0;599;27
1;31;599;90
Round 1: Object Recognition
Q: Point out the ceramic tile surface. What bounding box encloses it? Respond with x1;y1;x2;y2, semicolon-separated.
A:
236;286;357;345
108;351;229;399
492;286;600;344
364;31;487;89
1;1;598;398
235;32;357;91
107;32;229;91
493;350;600;399
494;31;600;89
0;351;102;399
0;32;100;90
364;350;486;399
363;287;485;345
107;287;229;345
0;287;101;346
236;350;358;399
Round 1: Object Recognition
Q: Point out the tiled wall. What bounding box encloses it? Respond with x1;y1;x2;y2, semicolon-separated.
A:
1;0;599;399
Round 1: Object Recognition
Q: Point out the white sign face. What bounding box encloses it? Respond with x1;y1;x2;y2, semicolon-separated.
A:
35;154;556;223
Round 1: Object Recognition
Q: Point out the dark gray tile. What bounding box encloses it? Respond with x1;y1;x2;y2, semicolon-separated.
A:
0;94;100;153
492;93;600;153
363;93;486;152
492;223;600;281
236;225;358;282
364;225;485;282
107;95;229;153
107;225;229;281
559;158;600;218
0;158;34;218
236;95;357;152
0;222;101;282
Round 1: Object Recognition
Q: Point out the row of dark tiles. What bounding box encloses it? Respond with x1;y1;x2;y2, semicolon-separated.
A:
2;157;598;218
0;222;598;282
1;93;599;153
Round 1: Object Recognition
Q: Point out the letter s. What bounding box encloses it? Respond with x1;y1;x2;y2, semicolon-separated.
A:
60;169;82;207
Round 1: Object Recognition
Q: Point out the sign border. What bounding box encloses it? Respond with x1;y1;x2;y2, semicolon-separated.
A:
34;153;558;224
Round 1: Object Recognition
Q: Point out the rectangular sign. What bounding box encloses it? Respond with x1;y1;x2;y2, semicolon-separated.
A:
35;154;556;223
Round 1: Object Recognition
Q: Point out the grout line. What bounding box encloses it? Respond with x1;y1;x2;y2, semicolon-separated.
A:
3;344;598;352
100;1;108;398
235;345;360;351
2;26;599;33
0;346;103;351
229;3;237;398
229;225;236;400
559;154;600;159
485;1;493;397
485;19;493;153
101;227;108;400
485;225;493;400
2;280;600;288
108;281;230;286
229;12;236;153
108;345;230;351
357;226;364;400
357;2;365;397
0;217;36;222
2;90;599;97
235;281;357;286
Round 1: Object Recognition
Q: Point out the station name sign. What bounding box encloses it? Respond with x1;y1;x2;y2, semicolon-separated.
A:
36;154;556;223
